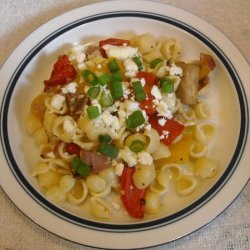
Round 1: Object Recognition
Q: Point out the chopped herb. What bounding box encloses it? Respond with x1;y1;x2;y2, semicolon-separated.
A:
87;86;100;98
82;69;98;85
132;81;145;101
97;144;119;158
160;77;175;93
110;81;123;100
150;58;163;68
98;73;112;86
126;110;145;129
130;140;145;153
98;134;112;144
133;56;143;71
87;106;100;119
108;59;120;72
71;157;90;177
99;91;113;107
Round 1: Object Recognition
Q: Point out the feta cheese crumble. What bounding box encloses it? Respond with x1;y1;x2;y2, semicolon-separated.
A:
119;147;138;167
63;119;75;134
102;44;138;60
51;94;65;111
62;82;77;94
156;101;173;119
137;152;153;165
115;162;125;176
124;58;138;77
151;85;162;100
158;117;167;126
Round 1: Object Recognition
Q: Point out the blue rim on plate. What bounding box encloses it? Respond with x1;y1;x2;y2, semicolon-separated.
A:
0;11;249;233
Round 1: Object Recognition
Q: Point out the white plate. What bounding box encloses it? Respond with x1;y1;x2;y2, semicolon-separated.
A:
0;1;249;249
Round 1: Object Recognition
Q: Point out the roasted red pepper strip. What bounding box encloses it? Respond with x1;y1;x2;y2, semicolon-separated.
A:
120;166;145;218
44;55;77;86
136;71;159;87
65;143;81;155
139;95;156;115
148;115;185;145
136;71;159;115
99;38;130;58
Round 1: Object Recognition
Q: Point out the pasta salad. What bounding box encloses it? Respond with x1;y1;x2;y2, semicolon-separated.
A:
26;34;218;220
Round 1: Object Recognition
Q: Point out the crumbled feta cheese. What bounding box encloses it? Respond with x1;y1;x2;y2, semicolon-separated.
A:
121;82;131;99
160;134;165;140
123;58;138;77
115;162;125;176
119;147;137;167
137;152;153;165
118;110;127;119
124;100;139;113
156;101;173;119
63;119;75;134
140;78;146;87
92;110;123;137
144;123;152;131
62;82;77;94
51;94;65;111
70;45;85;54
152;98;160;106
102;44;138;60
141;110;148;122
151;85;162;100
75;53;86;63
45;151;55;158
162;130;170;139
97;64;102;69
158;117;167;126
166;63;183;76
123;88;131;99
77;63;86;70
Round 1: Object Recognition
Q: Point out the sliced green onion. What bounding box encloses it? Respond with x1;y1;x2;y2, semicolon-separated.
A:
87;106;100;119
72;157;90;177
133;56;143;71
98;73;112;86
97;144;119;158
108;59;120;72
99;91;113;107
160;78;175;93
132;81;146;102
130;140;145;153
87;86;100;98
126;110;145;129
98;134;112;144
150;58;163;68
112;71;123;81
82;69;98;85
110;81;123;100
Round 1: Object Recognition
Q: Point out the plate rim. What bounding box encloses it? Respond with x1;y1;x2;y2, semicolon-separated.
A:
0;1;249;249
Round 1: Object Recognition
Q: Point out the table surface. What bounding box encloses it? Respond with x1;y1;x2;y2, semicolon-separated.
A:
0;0;249;249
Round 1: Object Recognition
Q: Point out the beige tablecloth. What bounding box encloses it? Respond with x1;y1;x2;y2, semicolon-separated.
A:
0;0;249;249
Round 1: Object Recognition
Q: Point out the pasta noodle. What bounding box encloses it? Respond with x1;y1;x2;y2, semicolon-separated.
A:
45;185;67;202
194;157;218;179
67;179;88;205
144;192;161;214
133;163;156;189
89;197;111;219
161;38;182;60
144;129;160;154
26;33;218;220
195;122;216;144
175;175;198;196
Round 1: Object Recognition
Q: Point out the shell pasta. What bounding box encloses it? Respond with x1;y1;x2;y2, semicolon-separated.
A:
26;34;218;220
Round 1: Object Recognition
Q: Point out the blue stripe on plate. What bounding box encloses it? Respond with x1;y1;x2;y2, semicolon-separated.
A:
0;11;249;232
